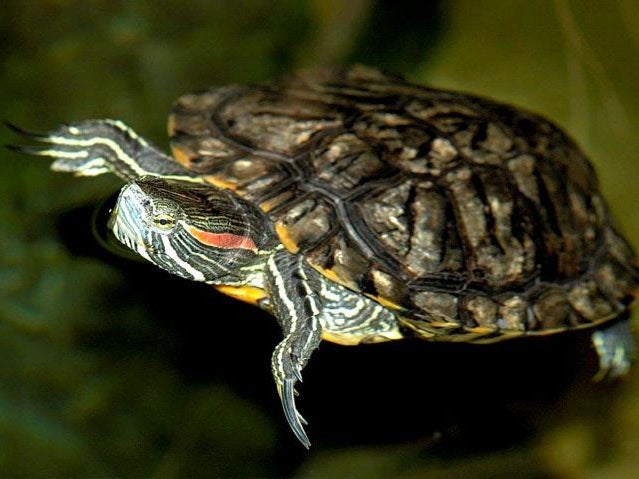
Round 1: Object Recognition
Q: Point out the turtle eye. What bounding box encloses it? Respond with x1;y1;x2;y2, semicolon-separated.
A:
153;213;176;230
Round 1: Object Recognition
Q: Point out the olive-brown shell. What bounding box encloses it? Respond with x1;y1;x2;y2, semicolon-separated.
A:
167;65;638;341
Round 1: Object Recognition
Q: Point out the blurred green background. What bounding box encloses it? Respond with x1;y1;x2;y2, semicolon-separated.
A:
1;0;639;477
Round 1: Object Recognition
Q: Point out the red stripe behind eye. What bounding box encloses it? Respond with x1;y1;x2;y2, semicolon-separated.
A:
186;225;258;252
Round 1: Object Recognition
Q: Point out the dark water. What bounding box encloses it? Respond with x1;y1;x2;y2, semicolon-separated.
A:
2;1;639;477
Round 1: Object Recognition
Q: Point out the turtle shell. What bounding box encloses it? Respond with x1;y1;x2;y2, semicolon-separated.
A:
167;65;639;341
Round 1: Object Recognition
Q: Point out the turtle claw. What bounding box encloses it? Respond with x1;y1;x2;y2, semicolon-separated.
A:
5;121;65;156
6;121;111;175
5;144;51;155
297;410;309;426
4;121;51;141
5;121;96;142
280;378;311;449
6;119;152;180
272;344;312;447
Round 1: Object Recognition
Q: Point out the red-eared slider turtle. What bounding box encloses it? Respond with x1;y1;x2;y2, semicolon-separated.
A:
11;65;639;448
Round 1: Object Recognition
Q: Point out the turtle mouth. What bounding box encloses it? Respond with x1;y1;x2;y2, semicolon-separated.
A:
89;193;147;262
108;210;155;260
111;218;153;258
108;190;155;260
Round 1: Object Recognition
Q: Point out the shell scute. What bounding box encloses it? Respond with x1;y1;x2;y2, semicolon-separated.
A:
568;279;618;322
275;197;335;251
533;288;571;330
217;89;341;155
412;291;459;323
312;133;393;190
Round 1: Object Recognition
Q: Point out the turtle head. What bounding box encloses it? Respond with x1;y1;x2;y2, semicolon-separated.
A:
109;176;273;282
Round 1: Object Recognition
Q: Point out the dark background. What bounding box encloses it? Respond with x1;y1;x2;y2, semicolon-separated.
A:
1;1;639;477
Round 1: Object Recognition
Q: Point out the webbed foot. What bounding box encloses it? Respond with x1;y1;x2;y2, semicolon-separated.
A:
592;319;636;381
8;120;125;176
6;119;183;180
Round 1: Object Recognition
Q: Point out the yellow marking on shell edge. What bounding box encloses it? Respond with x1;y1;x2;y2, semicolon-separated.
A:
215;285;267;306
321;329;402;346
316;266;341;284
311;265;363;293
374;295;404;312
170;145;193;168
466;326;499;335
169;143;238;192
397;319;436;338
275;223;300;253
429;321;461;329
260;197;282;212
203;175;238;191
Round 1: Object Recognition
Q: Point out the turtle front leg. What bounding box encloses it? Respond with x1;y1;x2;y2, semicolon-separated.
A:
265;248;323;448
592;319;636;380
7;120;196;181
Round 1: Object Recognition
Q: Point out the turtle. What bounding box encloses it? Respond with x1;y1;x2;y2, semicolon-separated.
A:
10;65;639;448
